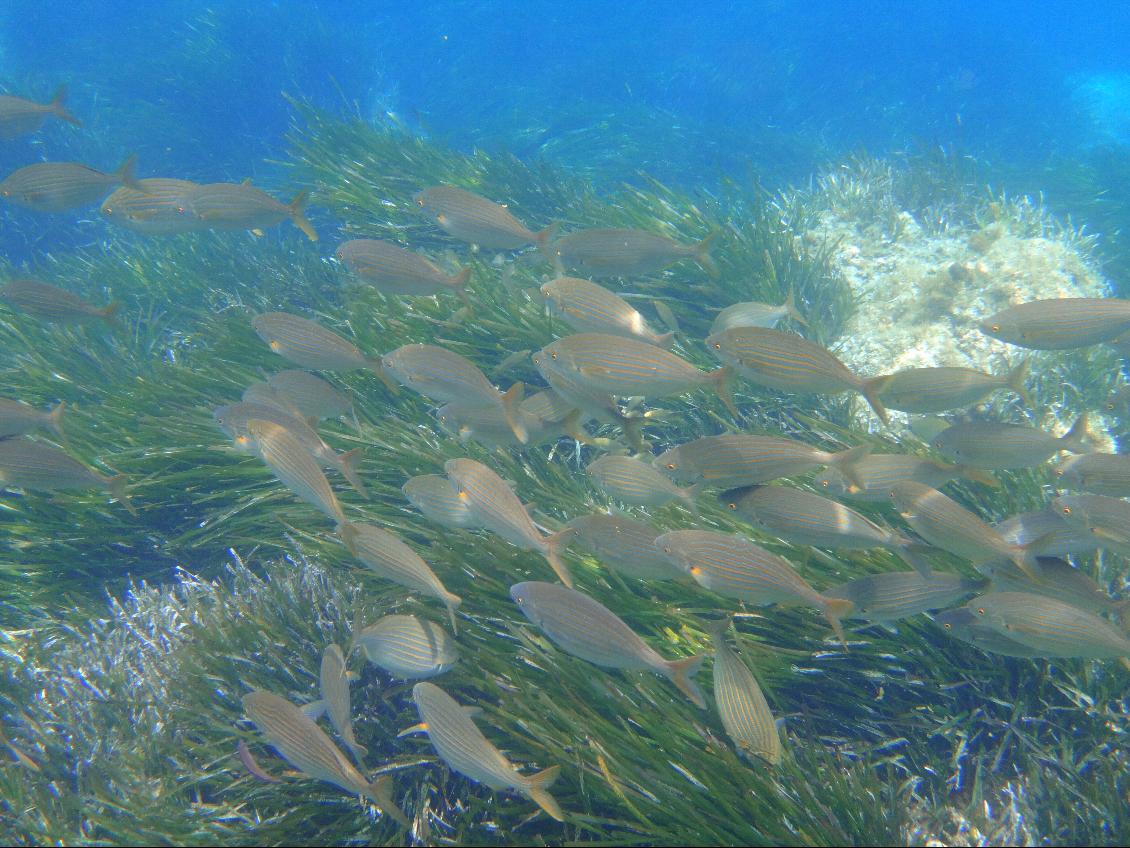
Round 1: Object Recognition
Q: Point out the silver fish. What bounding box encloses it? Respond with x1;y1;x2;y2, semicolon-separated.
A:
352;614;458;679
979;298;1130;350
245;419;346;524
1055;453;1130;497
824;571;985;622
932;414;1090;470
564;513;683;580
586;455;698;512
403;474;480;529
305;644;366;764
0;398;64;440
547;228;718;278
704;618;781;764
540;276;674;347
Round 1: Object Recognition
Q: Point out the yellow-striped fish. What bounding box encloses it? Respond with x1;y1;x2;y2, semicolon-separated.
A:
0;86;80;139
540;277;674;347
0;155;141;212
964;592;1130;659
187;183;317;241
815;453;998;501
251;312;395;390
565;513;683;580
403;681;564;821
1053;494;1130;557
979;297;1130;350
0;398;64;440
352;614;458;679
871;360;1031;413
302;644;366;765
704;618;781;764
414;185;554;250
932;414;1090;470
436;399;550;449
0;437;134;515
710;290;806;334
403;474;480;529
1054;453;1130;497
994;508;1098;559
824;571;985;622
586;455;698;512
510;581;706;708
336;239;471;304
0;279;120;324
245;419;346;524
267;370;352;421
101;178;203;235
548;228;718;278
936;607;1044;658
989;556;1126;619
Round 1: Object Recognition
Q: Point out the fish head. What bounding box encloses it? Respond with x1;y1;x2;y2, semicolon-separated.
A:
1051;495;1087;528
717;486;756;513
935;607;977;638
653;446;682;475
509;582;543;624
978;313;1022;345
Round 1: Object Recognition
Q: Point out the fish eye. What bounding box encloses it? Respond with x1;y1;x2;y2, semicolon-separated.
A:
666;463;676;470
975;607;986;616
662;545;672;553
727;502;737;510
1061;505;1072;515
820;480;829;488
550;352;557;360
1107;403;1116;411
416;198;424;207
990;324;1000;333
943;622;951;630
103;206;113;214
1054;467;1063;477
712;342;721;350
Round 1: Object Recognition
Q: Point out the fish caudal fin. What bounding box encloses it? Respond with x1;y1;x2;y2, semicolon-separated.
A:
783;287;808;327
48;402;66;442
655;330;677;349
50;85;81;127
98;301;123;326
366;358;401;395
1007;358;1033;406
288;191;319;242
366;774;411;829
694;231;720;279
897;542;934;578
543;527;576;588
452;266;473;309
501;382;528;444
828;443;872;492
664;654;706;708
822;597;854;647
525;765;565;822
107;474;137;517
859;376;891;425
338;448;368;498
535;223;559;259
679;484;701;517
444;592;463;634
1060;412;1092;454
712;366;739;418
957;464;1000;488
116;155;143;191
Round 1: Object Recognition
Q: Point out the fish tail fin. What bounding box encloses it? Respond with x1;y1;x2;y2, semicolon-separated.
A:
829;444;872;492
822;597;855;648
712;366;739;418
897;543;934;578
535;222;559;259
655;330;677;349
366;357;401;395
679;484;701;517
47;401;66;442
50;85;81;127
1007;358;1033;406
444;592;462;634
1009;545;1042;582
560;408;592;446
453;266;473;309
338;449;368;498
347;740;368;764
98;301;123;326
694;231;720;279
702;615;732;642
525;765;564;821
1061;412;1092;453
665;654;706;708
544;527;576;588
288;190;319;242
653;299;681;333
116;154;142;191
860;376;891;425
957;464;1000;488
337;520;360;555
366;774;411;829
783;287;808;326
501;382;528;444
618;411;645;452
107;474;137;517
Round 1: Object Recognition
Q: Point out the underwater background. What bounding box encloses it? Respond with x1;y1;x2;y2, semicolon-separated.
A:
4;1;1130;844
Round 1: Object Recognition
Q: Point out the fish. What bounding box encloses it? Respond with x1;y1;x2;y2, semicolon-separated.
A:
707;326;889;424
352;614;458;679
586;455;698;512
436;399;550;449
824;571;986;622
815;453;998;501
979;298;1130;350
404;682;564;821
0;86;81;139
720;485;931;575
655;530;853;643
534;361;647;449
0;398;64;440
870;360;1031;413
213;402;366;497
338;522;462;631
266;371;352;422
932;414;1091;470
990;557;1127;620
237;739;281;783
241;691;408;827
936;607;1045;658
1104;385;1130;418
888;481;1041;580
709;290;807;334
444;458;575;586
414;185;554;250
187;183;317;241
540;277;674;347
0;156;141;213
240;382;309;420
382;344;526;442
1054;453;1130;497
251;312;396;390
0;279;120;324
101;178;203;235
534;333;736;416
961;592;1130;659
302;644;367;764
547;228;718;278
402;474;480;529
510;581;706;708
564;513;683;580
656;434;870;491
245;419;346;524
993;508;1099;558
1052;494;1130;557
703;618;781;764
0;437;134;515
336;239;471;304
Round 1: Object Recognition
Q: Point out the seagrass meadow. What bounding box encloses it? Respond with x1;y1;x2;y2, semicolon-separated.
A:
1;102;1129;847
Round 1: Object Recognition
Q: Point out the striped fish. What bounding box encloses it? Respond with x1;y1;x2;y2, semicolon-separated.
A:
816;453;998;501
586;455;698;512
710;290;806;334
824;571;985;622
215;402;366;497
510;581;706;708
889;481;1040;580
656;530;853;643
936;607;1045;658
404;682;564;821
536;361;646;449
241;691;408;827
101;178;203;235
0;156;140;213
1053;494;1130;557
707;326;889;424
336;239;471;304
656;434;870;491
534;333;736;416
565;513;683;580
352;614;458;679
338;522;461;631
963;592;1130;659
436;398;550;449
932;414;1090;470
0;279;120;324
241;382;309;420
994;508;1099;558
989;556;1127;619
1055;453;1130;497
303;644;366;765
382;344;526;443
1105;385;1130;418
251;312;395;390
444;458;575;587
979;297;1130;350
871;360;1031;413
414;185;554;250
547;228;718;278
403;474;480;529
540;277;674;347
0;87;80;139
704;618;781;764
720;484;931;575
267;371;352;421
245;419;346;524
0;437;134;515
187;182;317;241
0;398;64;440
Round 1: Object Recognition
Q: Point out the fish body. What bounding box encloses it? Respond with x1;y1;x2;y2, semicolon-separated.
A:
353;614;458;679
824;571;985;622
0;279;119;324
408;682;563;821
871;361;1030;413
707;326;888;424
1053;494;1130;556
245;419;345;524
705;619;781;764
979;298;1130;349
510;581;705;707
0;437;132;513
990;556;1125;618
0;87;80;139
541;277;673;346
251;313;390;387
414;185;552;250
1055;453;1130;497
0;398;64;440
710;291;806;334
0;156;139;212
936;607;1045;658
816;453;997;501
241;382;308;420
187;183;317;240
932;414;1090;470
317;645;366;764
586;455;697;511
549;228;717;278
564;513;682;580
267;371;352;421
403;474;479;529
436;399;549;448
101;178;202;234
336;239;470;301
963;592;1130;658
994;508;1099;558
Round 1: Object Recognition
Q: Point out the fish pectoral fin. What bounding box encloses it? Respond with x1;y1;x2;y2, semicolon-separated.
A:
396;721;428;738
301;699;327;720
